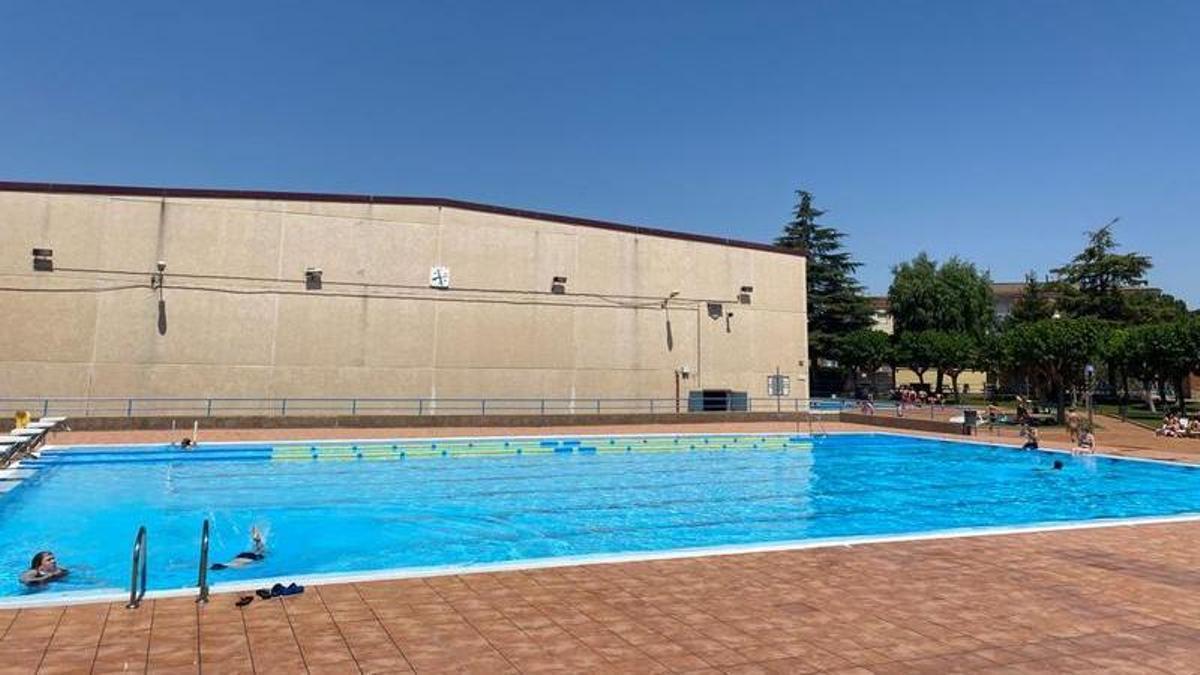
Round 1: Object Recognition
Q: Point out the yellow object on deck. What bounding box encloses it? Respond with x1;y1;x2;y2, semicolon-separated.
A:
13;410;31;429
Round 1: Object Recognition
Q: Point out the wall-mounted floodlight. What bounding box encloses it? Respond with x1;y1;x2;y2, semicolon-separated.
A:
707;302;724;319
739;285;753;304
305;267;323;290
662;290;680;309
32;248;53;272
551;276;568;294
150;261;167;290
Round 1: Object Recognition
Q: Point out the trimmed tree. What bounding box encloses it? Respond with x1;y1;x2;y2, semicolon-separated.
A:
1003;318;1109;422
895;330;938;387
926;331;979;402
838;329;893;395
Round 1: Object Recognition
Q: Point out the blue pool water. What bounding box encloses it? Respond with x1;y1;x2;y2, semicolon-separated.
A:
2;432;1199;600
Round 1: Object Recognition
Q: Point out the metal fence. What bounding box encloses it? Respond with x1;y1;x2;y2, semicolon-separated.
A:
0;396;853;419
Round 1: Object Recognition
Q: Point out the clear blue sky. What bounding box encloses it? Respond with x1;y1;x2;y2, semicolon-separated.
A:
3;1;1198;306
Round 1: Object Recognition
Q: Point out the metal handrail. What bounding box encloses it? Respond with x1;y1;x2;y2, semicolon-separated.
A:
126;526;148;609
196;519;210;604
0;395;865;419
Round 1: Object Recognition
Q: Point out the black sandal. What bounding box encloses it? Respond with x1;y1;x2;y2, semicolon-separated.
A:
255;588;273;600
236;595;253;607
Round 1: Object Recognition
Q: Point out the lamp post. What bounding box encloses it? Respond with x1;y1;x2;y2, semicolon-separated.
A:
1085;364;1095;430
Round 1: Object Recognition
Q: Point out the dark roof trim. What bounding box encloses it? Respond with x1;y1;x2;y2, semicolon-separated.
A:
0;180;805;258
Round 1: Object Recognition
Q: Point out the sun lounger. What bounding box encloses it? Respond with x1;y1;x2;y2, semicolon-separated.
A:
0;436;28;444
7;428;44;437
38;416;67;424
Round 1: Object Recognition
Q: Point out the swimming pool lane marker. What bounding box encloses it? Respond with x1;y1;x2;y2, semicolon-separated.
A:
268;437;812;462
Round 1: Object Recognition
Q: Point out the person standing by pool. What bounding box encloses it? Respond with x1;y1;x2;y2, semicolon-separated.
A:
211;526;267;571
20;551;68;586
1066;408;1082;444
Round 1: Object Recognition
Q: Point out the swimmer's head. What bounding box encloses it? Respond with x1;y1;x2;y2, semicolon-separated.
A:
1053;460;1063;470
30;551;56;571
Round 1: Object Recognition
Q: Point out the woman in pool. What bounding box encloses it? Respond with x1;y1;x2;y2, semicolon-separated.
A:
20;551;68;586
210;526;267;571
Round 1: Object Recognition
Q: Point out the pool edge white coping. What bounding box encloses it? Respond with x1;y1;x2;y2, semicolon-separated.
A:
4;511;1200;610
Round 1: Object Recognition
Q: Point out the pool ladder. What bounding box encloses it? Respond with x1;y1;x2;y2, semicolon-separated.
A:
125;520;211;609
196;519;210;604
126;526;148;609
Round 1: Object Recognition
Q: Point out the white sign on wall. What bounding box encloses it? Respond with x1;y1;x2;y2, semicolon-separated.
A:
429;266;451;289
767;374;790;397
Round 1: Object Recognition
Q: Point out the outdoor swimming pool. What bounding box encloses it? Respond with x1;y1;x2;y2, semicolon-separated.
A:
2;432;1199;602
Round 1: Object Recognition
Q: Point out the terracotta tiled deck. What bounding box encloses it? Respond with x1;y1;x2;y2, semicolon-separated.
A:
4;522;1200;673
6;420;1200;673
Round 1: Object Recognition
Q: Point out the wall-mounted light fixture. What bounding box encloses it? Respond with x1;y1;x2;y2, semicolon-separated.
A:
305;267;323;290
738;285;753;304
150;261;167;290
32;248;53;272
707;302;724;319
661;290;680;309
551;276;568;294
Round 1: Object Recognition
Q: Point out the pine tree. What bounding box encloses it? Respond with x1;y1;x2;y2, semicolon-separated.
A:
1009;271;1055;324
1051;222;1151;323
776;190;873;365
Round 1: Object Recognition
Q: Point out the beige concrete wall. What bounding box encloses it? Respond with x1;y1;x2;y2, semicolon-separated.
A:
0;189;808;404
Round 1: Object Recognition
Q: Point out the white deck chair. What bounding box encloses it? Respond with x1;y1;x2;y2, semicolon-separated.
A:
7;428;45;438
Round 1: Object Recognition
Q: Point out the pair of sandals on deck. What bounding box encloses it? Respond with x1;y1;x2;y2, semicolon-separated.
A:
235;582;305;607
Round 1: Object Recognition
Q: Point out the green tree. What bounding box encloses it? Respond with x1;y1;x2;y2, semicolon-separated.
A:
838;329;893;395
926;331;979;402
888;253;994;337
895;330;938;386
888;253;994;391
1009;272;1056;324
776;190;873;365
1126;289;1189;324
1002;318;1109;422
1134;319;1200;413
1051;222;1151;322
887;253;941;334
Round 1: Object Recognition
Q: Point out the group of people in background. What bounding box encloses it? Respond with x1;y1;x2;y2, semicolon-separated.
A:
1155;413;1200;438
893;386;944;416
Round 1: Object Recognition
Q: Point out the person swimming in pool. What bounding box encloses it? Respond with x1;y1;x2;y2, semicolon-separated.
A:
20;551;68;586
210;526;266;571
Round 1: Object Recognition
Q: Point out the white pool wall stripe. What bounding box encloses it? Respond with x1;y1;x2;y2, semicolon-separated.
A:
40;429;820;451
4;511;1199;610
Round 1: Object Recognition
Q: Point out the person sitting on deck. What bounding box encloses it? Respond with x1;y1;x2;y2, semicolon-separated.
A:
20;551;68;586
1074;428;1096;454
1155;414;1182;437
210;526;267;571
1020;425;1039;451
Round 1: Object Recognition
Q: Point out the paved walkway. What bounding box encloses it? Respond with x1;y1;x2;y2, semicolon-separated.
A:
3;522;1199;674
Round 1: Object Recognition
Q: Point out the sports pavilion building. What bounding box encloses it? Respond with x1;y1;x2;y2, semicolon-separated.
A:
0;181;808;416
